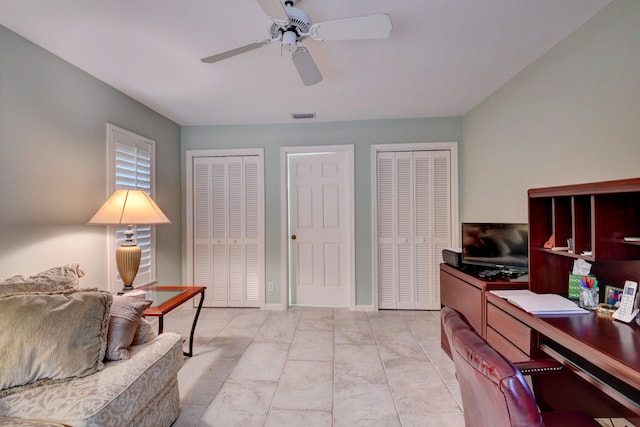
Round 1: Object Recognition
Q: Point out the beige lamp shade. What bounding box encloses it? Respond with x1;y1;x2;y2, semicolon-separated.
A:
88;189;170;292
88;189;171;225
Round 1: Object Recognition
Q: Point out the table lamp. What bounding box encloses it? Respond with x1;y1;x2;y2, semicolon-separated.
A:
88;189;171;292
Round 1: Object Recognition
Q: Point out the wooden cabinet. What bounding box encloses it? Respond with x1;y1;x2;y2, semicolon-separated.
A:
528;178;640;296
439;263;527;357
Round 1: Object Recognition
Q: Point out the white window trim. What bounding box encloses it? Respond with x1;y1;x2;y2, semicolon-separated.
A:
106;123;157;292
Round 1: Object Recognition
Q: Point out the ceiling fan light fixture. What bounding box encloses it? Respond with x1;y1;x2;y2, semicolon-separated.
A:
282;30;298;51
291;46;322;86
202;0;392;86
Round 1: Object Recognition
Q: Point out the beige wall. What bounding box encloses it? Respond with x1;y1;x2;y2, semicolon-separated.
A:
0;26;182;288
462;0;640;223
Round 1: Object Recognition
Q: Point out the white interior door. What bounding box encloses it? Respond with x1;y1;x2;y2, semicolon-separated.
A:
287;151;352;307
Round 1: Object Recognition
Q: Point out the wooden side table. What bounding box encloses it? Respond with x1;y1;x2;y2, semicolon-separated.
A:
138;285;206;357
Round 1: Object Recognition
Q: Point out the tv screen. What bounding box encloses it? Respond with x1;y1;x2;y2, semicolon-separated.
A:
461;223;528;271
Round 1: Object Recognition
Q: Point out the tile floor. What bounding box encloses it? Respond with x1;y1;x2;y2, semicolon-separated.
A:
162;306;465;427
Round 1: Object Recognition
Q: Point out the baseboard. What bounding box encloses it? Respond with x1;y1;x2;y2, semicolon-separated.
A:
262;303;286;311
262;303;374;311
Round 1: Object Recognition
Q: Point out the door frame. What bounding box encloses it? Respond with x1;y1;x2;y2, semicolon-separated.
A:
370;142;459;311
185;148;265;308
280;145;356;310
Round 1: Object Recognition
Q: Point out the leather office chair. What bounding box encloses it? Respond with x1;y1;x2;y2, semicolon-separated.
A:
441;307;600;427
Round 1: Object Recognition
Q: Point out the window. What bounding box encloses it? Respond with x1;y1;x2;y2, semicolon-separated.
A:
106;124;157;291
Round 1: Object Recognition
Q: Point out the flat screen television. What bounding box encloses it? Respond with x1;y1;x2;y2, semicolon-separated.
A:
461;222;529;272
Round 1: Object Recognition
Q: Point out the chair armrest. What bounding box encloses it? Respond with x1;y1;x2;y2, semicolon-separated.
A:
513;359;563;376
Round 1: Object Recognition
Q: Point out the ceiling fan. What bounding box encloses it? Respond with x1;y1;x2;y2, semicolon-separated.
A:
201;0;392;86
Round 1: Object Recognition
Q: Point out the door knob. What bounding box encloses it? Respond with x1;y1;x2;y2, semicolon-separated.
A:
291;235;297;240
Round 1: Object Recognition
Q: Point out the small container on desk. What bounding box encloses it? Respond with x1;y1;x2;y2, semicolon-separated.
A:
579;287;599;310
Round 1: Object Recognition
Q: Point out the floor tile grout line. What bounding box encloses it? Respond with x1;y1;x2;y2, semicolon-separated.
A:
262;309;299;427
367;310;409;427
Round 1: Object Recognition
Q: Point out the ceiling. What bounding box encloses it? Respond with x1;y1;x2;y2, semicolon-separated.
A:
0;0;610;126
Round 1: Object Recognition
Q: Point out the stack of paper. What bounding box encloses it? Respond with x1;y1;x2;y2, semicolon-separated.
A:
490;289;588;315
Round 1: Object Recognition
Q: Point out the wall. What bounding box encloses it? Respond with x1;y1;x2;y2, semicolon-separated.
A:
7;0;629;303
462;0;640;222
0;25;182;288
181;118;463;307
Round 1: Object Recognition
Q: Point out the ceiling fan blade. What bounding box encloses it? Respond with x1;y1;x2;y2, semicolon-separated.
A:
201;39;271;63
291;47;322;86
311;14;392;41
256;0;289;21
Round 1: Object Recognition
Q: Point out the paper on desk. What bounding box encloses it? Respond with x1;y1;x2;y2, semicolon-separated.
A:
490;290;588;315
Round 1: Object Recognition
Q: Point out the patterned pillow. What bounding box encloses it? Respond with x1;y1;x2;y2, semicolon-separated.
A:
105;295;153;361
132;317;157;346
0;263;85;295
0;289;112;397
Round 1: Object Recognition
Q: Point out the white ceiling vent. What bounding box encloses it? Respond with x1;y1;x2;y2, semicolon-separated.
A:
291;112;316;119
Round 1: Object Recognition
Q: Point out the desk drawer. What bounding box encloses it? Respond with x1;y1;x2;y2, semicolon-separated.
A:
440;270;483;333
487;303;534;356
486;326;530;362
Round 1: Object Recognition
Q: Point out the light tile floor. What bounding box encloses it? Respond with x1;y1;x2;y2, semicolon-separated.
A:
163;306;465;427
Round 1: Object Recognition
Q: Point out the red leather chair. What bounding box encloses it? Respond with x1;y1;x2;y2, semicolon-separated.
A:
441;307;600;427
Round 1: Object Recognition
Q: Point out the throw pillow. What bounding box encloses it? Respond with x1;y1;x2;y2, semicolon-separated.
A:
132;316;157;346
0;289;112;397
0;263;85;295
121;289;157;346
105;295;153;361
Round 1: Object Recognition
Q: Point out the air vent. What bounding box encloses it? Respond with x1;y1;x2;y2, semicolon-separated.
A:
291;112;316;119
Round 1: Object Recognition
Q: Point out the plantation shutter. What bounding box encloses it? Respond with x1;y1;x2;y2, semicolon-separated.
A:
377;150;451;310
107;124;156;289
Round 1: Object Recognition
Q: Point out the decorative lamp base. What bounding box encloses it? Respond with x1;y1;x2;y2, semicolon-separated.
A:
116;244;141;292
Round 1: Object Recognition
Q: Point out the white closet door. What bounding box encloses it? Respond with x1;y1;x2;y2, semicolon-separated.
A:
377;150;451;310
211;158;230;305
395;152;416;308
243;160;261;304
193;156;263;308
376;153;396;308
194;159;216;302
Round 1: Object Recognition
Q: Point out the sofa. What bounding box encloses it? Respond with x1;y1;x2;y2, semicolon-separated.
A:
0;265;184;426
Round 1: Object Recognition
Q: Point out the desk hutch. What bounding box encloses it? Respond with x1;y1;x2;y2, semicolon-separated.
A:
441;178;640;423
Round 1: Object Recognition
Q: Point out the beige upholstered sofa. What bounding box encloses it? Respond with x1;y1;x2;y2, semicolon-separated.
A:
0;264;184;426
0;332;183;427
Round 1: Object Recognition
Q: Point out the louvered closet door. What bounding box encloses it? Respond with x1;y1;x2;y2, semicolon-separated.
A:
377;150;451;310
193;156;262;308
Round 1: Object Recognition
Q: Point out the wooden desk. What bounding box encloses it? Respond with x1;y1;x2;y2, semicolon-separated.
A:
487;292;640;422
139;285;206;357
440;263;528;357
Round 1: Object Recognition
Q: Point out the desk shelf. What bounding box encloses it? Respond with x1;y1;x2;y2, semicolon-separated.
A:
528;178;640;296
